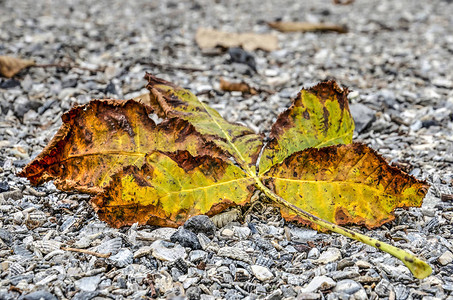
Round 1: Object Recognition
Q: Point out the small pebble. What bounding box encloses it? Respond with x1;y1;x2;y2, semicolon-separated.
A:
302;276;336;293
438;251;453;266
251;265;274;281
170;228;201;250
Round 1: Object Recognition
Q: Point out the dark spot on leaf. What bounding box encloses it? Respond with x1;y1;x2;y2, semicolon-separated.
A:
404;256;414;263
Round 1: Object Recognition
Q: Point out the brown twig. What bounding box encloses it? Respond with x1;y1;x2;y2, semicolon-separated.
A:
61;246;111;258
33;63;105;73
333;0;355;4
138;60;206;72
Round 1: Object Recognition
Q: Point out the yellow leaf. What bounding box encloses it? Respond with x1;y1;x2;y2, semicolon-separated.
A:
91;151;255;228
261;143;429;230
0;56;35;78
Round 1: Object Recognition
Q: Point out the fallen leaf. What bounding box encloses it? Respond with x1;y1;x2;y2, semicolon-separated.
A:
261;143;428;230
0;56;35;78
19;99;227;193
20;74;432;279
195;28;279;52
145;73;264;169
259;81;354;175
268;22;347;33
220;78;257;95
92;151;255;228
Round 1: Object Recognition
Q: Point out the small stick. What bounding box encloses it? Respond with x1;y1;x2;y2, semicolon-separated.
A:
33;63;104;73
61;246;111;258
139;60;206;72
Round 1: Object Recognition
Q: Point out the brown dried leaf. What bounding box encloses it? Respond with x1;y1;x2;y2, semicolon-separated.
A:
195;28;279;52
219;78;257;95
0;56;35;78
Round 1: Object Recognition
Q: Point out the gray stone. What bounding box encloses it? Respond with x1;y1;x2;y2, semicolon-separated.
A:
316;248;342;264
170;228;201;250
290;226;318;242
75;275;101;292
108;248;133;267
297;293;321;300
186;286;201;300
150;240;187;261
302;276;336;293
438;251;453;265
333;279;362;294
350;103;376;133
265;289;282;300
188;249;207;263
137;227;177;241
251;265;274;281
375;279;394;297
307;248;320;259
218;246;251;263
184;215;216;237
21;291;57;300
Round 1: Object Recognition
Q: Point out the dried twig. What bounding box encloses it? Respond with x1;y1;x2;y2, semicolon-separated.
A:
33;63;105;73
268;21;347;33
333;0;355;5
138;60;206;72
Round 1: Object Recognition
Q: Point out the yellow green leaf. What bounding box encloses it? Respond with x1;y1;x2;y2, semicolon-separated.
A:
19;99;226;193
145;74;264;170
261;143;429;230
259;81;354;175
91;151;255;228
19;75;432;279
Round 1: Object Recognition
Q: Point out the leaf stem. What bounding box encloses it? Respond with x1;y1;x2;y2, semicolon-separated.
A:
252;177;432;279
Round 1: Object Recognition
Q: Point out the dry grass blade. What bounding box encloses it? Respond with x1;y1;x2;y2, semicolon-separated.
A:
268;22;347;33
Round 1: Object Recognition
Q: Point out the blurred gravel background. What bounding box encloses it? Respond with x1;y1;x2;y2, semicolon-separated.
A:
0;0;452;299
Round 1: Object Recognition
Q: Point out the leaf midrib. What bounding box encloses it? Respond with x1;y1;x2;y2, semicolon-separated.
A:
106;177;254;207
260;176;401;195
195;97;255;175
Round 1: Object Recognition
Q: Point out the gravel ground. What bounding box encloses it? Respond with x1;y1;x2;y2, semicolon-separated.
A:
1;0;453;299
